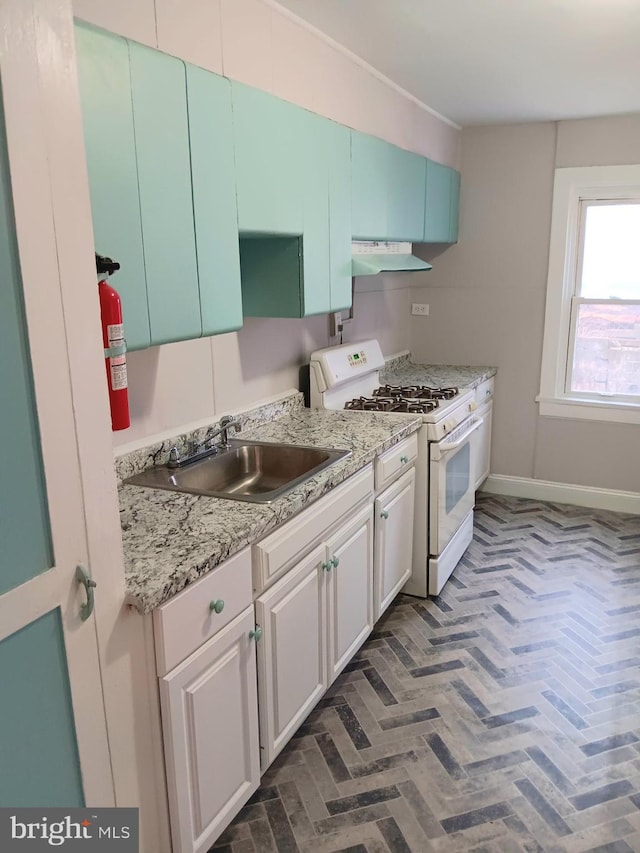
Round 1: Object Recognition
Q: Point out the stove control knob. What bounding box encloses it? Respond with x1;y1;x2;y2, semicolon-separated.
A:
444;420;455;432
468;401;478;412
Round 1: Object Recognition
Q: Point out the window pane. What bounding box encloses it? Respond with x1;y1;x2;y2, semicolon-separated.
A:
580;204;640;299
571;302;640;395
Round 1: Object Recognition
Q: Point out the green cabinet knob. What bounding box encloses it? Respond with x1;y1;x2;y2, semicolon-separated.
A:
249;627;263;642
209;599;225;614
322;561;332;572
400;455;409;463
380;509;389;519
331;556;340;568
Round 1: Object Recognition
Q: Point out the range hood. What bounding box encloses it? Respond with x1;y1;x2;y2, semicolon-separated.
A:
351;241;432;276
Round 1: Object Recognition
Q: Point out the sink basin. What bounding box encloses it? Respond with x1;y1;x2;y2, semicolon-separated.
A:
124;439;351;503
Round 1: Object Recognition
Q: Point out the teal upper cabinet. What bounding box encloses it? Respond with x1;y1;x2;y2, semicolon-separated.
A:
351;131;388;240
78;26;244;347
231;82;305;236
424;159;460;243
75;25;150;350
185;65;242;336
351;131;426;241
327;122;352;312
387;146;426;242
449;168;461;243
128;43;201;345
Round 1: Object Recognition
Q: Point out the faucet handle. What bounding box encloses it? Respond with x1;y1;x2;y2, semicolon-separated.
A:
167;446;181;468
219;415;237;428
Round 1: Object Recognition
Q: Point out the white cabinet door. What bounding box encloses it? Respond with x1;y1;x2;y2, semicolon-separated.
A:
160;607;260;853
474;401;493;489
326;505;374;683
375;468;416;619
256;544;327;770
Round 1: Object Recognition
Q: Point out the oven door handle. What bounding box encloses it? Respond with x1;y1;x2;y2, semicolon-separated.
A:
437;416;483;454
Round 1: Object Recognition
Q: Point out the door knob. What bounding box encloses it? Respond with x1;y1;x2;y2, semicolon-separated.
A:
380;509;389;519
249;627;263;642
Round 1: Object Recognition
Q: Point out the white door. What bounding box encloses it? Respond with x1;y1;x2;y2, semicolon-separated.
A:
160;607;260;853
255;544;327;771
326;505;374;682
0;0;115;805
375;469;416;619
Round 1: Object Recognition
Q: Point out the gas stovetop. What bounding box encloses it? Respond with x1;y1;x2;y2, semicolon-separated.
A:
344;384;463;415
309;340;476;436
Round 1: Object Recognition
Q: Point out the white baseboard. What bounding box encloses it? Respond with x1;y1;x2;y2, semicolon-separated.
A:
481;475;640;515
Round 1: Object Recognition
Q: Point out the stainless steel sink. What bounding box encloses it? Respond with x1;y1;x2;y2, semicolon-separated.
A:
124;439;351;503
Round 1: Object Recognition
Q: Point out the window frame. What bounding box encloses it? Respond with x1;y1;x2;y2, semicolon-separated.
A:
537;165;640;424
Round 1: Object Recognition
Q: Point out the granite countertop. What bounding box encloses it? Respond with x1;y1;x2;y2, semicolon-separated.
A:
382;353;497;390
118;393;421;613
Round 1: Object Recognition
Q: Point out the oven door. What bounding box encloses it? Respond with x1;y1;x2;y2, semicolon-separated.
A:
429;416;483;555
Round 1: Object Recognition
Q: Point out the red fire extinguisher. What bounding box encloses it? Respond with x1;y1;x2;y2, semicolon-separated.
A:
96;253;130;431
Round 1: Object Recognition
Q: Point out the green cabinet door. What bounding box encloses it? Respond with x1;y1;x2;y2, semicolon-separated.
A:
129;42;201;345
328;122;352;311
424;159;458;243
351;131;388;240
185;65;242;335
449;168;461;243
231;82;304;236
300;110;331;316
387;146;426;242
75;24;150;350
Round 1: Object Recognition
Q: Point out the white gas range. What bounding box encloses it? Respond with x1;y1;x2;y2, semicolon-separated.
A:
310;340;482;596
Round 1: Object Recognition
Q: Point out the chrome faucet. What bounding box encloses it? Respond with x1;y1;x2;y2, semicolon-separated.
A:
167;416;241;468
216;415;241;449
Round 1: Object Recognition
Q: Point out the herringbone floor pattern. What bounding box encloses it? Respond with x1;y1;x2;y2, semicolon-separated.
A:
214;494;640;852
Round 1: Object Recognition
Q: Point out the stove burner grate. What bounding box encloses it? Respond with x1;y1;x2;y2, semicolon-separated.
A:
345;396;437;414
374;384;458;401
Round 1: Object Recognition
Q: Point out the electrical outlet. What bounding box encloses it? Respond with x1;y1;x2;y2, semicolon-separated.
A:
411;303;429;316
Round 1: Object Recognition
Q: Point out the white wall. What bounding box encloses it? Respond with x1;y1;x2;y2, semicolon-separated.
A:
72;0;460;451
410;115;640;493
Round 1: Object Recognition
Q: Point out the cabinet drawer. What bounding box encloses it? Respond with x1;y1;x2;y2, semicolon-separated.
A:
252;465;373;594
154;546;252;677
375;433;418;492
475;377;495;406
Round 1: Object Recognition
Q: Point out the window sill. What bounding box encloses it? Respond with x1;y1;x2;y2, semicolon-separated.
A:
536;395;640;425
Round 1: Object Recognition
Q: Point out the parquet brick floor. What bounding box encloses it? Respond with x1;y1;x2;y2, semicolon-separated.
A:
214;493;640;852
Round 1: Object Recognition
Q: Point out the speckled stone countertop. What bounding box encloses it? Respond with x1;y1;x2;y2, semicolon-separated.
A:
382;353;496;390
118;392;421;613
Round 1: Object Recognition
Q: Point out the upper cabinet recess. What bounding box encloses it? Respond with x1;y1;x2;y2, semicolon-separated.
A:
76;24;459;344
232;82;352;318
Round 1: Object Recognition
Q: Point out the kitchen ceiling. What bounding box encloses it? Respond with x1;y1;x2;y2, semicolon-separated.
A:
274;0;640;126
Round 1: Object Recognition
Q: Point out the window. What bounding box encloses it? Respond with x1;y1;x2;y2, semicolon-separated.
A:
538;165;640;424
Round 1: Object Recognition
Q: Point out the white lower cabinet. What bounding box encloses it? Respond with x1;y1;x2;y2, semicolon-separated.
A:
159;606;260;853
255;543;328;771
327;505;374;682
473;377;494;490
375;467;416;619
474;400;493;489
255;503;374;770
